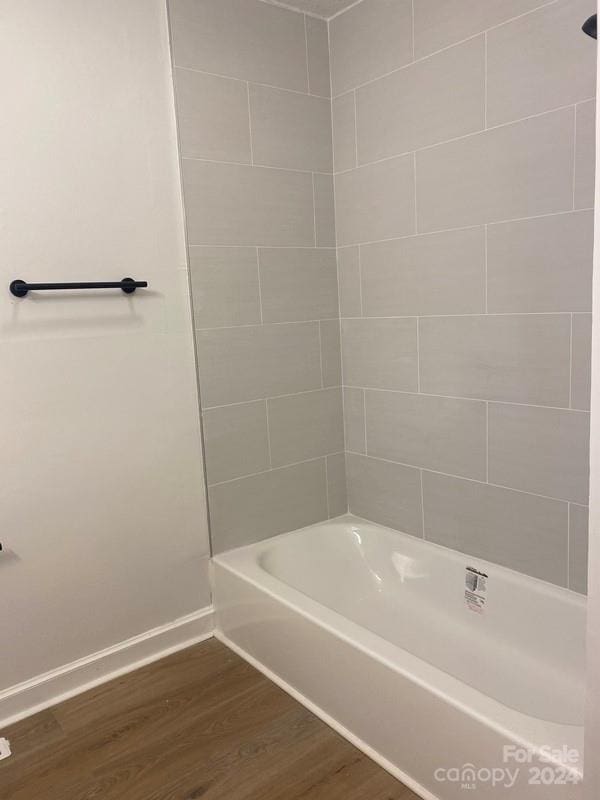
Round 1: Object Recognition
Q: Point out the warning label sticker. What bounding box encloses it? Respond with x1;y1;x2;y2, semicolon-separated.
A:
465;566;488;614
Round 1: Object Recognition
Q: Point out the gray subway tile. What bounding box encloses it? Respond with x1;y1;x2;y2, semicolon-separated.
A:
174;69;251;163
182;160;314;246
169;0;308;91
314;174;336;247
571;314;592;410
361;228;485;316
249;85;333;172
196;323;322;406
327;453;348;517
268;388;344;467
189;247;261;329
486;0;596;126
488;403;590;504
338;246;362;317
413;0;547;58
342;318;418;391
366;390;487;480
569;503;589;593
357;36;485;162
306;16;331;97
258;248;339;323
343;387;366;453
419;314;571;406
422;471;568;585
335;155;415;245
320;319;343;387
332;92;356;173
209;459;328;552
346;453;423;536
203;401;270;484
330;0;412;96
575;100;596;210
487;211;594;313
416;108;575;232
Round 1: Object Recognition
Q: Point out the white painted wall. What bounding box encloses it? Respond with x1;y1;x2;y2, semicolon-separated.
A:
0;0;210;701
585;7;600;796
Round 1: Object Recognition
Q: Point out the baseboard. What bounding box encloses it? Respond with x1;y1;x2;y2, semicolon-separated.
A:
215;629;439;800
0;607;214;729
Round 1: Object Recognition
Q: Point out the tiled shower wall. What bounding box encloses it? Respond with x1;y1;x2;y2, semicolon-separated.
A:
168;0;346;553
332;0;595;591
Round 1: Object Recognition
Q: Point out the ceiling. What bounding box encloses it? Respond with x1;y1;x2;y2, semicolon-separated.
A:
267;0;358;20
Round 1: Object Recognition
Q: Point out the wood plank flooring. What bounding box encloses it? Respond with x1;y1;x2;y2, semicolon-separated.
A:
0;638;419;800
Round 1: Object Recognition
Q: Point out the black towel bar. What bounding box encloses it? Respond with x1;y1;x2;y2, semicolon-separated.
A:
10;278;148;297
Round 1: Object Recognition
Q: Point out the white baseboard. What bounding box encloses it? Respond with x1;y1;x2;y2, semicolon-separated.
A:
0;607;214;729
214;630;438;800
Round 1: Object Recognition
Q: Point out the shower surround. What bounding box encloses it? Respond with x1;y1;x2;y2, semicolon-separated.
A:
169;0;594;592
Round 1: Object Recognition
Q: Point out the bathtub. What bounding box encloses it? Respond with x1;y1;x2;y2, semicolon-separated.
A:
212;515;585;800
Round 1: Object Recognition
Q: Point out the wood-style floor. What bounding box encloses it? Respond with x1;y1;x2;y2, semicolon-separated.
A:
0;638;419;800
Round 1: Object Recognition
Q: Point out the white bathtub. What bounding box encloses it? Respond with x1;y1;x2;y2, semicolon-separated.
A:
212;515;585;800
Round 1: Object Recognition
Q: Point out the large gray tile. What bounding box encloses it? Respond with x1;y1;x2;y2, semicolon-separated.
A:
422;471;568;585
366;391;487;479
169;0;308;91
174;69;251;163
203;401;270;484
571;313;592;410
486;0;596;126
320;319;343;387
249;85;333;171
335;155;415;246
575;100;596;210
258;248;339;322
182;160;314;246
209;459;328;552
488;404;590;503
357;36;484;162
487;211;594;313
361;228;485;316
413;0;547;58
330;0;412;96
419;315;571;406
416;108;575;232
327;453;348;517
196;322;322;406
268;388;344;466
314;174;336;247
338;246;361;317
306;16;331;97
343;387;366;453
346;453;423;536
189;247;261;328
332;92;356;173
342;318;418;391
569;503;589;593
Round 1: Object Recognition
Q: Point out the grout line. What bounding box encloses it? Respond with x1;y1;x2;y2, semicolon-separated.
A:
337;386;589;415
357;245;364;315
485;401;489;482
312;173;318;246
325;455;330;518
363;389;367;455
303;14;311;93
327;0;366;22
332;101;590;176
257;0;327;20
175;64;330;100
569;313;574;408
181;154;326;176
420;469;426;539
416;318;421;392
265;398;273;468
411;0;415;61
190;245;337;250
329;0;560;94
353;90;359;167
196;318;339;332
256;247;264;323
343;451;574;506
413;151;418;234
484;223;488;313
572;105;577;211
318;321;324;387
567;502;571;589
208;455;332;488
339;311;579;319
204;386;340;412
